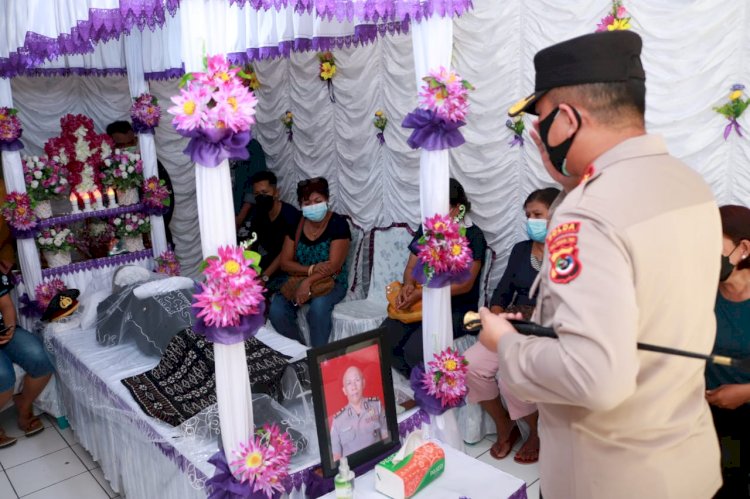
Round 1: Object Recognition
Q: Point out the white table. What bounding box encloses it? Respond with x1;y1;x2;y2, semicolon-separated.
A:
319;440;527;499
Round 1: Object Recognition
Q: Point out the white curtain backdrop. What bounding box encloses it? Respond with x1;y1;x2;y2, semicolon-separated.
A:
8;0;750;287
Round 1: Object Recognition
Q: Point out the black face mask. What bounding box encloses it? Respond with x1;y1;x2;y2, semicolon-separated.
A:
538;106;581;176
255;194;274;213
719;245;739;282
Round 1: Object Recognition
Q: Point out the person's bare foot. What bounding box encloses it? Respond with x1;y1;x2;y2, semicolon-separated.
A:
514;432;540;464
490;425;520;459
14;394;44;437
0;428;17;448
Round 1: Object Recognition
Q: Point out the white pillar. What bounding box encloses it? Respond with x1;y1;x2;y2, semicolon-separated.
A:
0;78;43;301
411;17;463;450
123;29;168;256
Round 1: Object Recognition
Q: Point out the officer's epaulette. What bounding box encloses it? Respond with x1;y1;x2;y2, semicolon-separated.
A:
333;406;347;417
365;396;379;402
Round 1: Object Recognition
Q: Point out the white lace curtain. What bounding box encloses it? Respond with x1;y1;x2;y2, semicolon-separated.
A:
8;0;750;283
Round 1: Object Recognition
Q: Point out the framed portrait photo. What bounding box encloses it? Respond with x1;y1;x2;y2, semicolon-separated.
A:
307;327;399;477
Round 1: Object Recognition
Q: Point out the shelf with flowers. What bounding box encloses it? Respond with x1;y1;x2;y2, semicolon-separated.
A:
101;148;144;205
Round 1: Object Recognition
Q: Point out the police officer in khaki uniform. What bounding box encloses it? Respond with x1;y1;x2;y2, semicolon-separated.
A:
479;31;722;498
330;366;388;461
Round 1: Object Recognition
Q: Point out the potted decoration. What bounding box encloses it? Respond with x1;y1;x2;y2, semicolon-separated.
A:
37;225;75;268
112;212;150;252
102;149;144;206
22;155;69;218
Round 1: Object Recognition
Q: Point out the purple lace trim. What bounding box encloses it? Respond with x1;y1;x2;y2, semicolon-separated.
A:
38;249;152;279
0;0;180;78
37;203;145;230
226;0;473;22
144;66;186;80
226;21;409;63
14;67;128;78
47;333;210;488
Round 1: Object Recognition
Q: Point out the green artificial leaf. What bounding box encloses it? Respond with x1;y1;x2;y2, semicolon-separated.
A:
459;227;466;237
177;73;194;89
8;108;18;116
462;80;475;91
418;236;427;244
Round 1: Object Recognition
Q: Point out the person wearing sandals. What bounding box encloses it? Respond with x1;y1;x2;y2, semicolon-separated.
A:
0;263;54;447
465;187;559;465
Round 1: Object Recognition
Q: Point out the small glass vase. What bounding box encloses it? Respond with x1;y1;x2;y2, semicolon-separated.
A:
43;250;71;268
123;235;145;252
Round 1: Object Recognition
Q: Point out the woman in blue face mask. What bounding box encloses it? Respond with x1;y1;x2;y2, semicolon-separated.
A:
268;176;351;347
464;186;559;465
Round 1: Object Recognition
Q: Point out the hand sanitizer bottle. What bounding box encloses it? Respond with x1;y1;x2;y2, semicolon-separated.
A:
334;456;355;498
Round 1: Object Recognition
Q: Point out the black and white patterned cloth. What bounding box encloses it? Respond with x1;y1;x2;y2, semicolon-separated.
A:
121;327;310;427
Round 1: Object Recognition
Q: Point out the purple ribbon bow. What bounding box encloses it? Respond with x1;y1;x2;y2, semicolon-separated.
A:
191;300;265;345
377;131;385;145
206;450;281;499
402;108;466;151
410;264;471;289
0;138;24;152
180;128;251;167
724;117;743;140
132;119;156;135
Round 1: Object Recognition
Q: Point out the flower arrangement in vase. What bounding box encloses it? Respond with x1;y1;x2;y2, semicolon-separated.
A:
102;149;144;205
22;155;69;218
82;219;115;259
112;212;150;252
44;114;114;195
37;225;75;268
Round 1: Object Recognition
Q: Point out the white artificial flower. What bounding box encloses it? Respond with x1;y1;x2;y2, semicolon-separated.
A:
60;178;67;185
122;172;128;179
31;180;39;188
138;220;144;225
52;155;60;162
104;159;112;167
33;171;42;179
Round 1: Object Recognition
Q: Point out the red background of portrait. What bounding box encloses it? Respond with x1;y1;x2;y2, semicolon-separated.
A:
320;344;385;430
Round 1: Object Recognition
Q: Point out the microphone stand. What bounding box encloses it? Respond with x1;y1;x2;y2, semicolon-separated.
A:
462;312;743;371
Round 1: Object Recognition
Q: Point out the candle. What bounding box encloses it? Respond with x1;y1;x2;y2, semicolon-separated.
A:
107;187;118;208
82;192;92;212
69;193;80;214
92;189;105;210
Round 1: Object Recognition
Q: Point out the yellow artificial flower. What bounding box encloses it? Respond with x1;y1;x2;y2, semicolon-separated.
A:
730;90;743;101
608;18;631;31
375;110;383;117
320;62;336;80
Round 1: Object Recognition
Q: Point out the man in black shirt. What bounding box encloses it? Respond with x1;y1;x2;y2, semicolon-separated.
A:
237;171;300;293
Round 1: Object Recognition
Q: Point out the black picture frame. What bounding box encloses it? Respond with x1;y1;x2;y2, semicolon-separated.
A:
307;327;399;477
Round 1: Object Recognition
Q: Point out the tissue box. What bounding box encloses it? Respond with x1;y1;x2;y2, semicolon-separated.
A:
374;442;445;499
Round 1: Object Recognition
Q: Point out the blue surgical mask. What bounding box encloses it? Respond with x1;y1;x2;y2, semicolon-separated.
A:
302;202;328;222
526;218;547;243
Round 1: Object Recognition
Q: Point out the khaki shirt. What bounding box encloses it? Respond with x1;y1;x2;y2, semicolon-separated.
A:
330;397;387;458
497;135;722;498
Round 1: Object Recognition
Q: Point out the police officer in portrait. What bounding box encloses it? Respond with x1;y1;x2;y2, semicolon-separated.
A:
479;31;723;498
330;366;388;461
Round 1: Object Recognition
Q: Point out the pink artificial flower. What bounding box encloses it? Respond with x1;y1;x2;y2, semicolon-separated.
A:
418;67;472;122
230;424;293;497
421;348;469;408
209;82;258;132
168;85;212;131
596;14;615;32
617;5;627;18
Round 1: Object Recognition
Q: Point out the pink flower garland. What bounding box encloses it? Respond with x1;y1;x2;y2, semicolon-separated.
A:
418;67;474;123
415;214;472;283
141;176;171;215
131;93;161;134
35;278;67;309
230;424;294;498
0;107;24;151
1;192;37;232
421;347;469;409
193;246;265;328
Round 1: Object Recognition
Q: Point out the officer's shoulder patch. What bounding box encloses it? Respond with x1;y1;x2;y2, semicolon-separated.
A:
333;406;347;418
547;221;582;284
365;396;379;402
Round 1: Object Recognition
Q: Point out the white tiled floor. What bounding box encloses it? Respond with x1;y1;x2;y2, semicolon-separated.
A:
0;408;121;498
464;433;541;498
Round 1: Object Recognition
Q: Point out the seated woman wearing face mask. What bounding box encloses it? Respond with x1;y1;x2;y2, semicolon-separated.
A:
237;171;301;295
268;177;351;347
464;187;559;465
706;204;750;498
